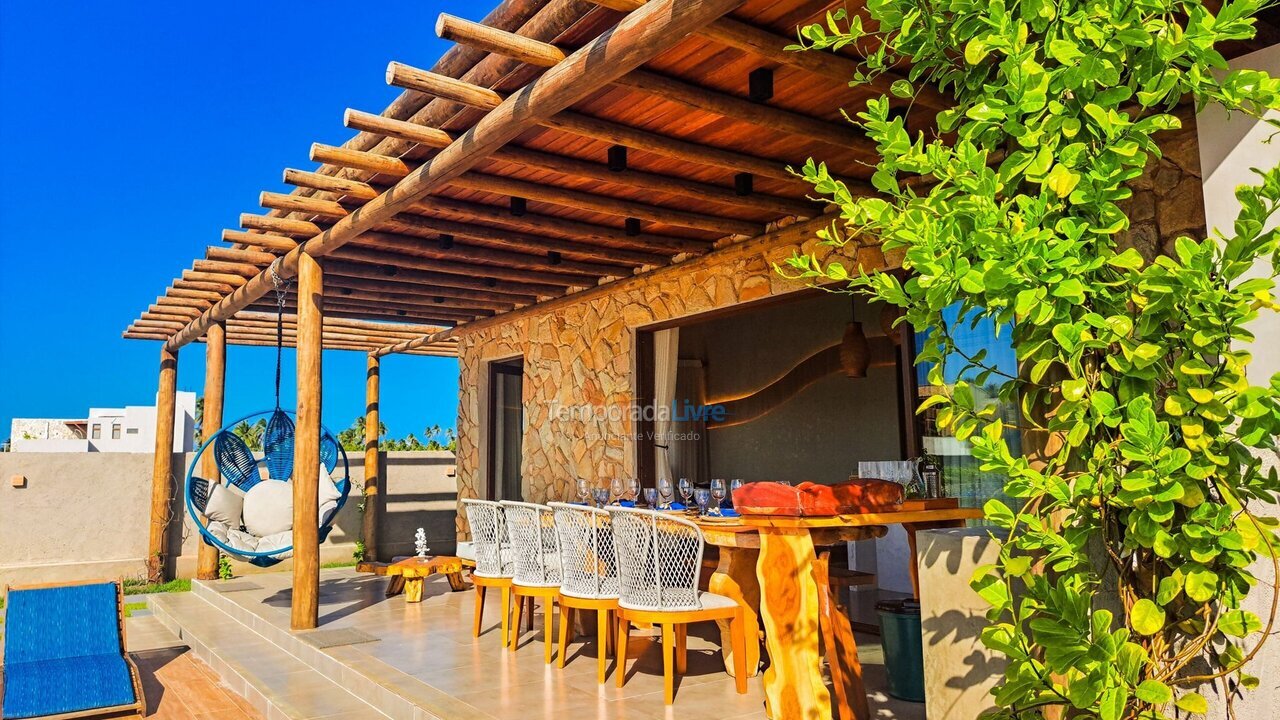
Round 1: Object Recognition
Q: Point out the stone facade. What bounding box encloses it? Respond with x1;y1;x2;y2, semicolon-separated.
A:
452;217;891;537
1117;111;1207;261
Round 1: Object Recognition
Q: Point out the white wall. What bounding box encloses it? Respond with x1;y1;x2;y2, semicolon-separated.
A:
17;391;196;453
1195;42;1280;718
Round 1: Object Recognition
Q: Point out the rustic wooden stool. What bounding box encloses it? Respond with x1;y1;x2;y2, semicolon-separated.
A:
379;556;471;602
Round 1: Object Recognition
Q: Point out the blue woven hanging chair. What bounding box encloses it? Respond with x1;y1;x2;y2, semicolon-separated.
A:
182;274;349;568
186;410;350;568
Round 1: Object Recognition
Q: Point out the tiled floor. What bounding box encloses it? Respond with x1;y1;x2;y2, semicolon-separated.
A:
172;568;926;720
126;613;265;720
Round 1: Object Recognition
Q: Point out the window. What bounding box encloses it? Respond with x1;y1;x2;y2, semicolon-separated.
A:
111;424;121;440
913;302;1021;509
90;424;101;440
126;427;139;435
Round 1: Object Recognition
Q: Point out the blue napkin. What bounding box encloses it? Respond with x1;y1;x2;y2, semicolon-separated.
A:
619;500;636;508
717;508;741;518
668;502;687;510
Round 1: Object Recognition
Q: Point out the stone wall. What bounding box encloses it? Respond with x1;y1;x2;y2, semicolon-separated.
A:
453;216;893;537
1117;109;1207;261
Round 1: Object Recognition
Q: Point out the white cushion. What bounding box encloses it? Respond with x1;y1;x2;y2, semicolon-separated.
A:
318;500;339;527
206;520;230;543
256;531;293;559
225;528;260;553
242;480;294;537
204;483;244;527
318;465;342;505
456;541;475;562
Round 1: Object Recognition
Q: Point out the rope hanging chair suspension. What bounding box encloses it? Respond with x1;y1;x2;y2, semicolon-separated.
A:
183;262;350;567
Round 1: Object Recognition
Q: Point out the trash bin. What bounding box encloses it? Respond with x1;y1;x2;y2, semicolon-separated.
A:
876;598;925;702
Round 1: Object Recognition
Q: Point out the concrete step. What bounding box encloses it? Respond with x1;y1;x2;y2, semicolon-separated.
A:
151;590;390;720
185;578;491;720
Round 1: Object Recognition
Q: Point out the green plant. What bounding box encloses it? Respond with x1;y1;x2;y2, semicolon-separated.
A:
122;577;192;596
124;601;148;618
353;540;366;563
784;1;1280;717
232;419;266;451
217;555;234;581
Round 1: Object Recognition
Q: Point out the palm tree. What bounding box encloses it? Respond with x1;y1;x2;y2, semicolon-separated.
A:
232;419;266;451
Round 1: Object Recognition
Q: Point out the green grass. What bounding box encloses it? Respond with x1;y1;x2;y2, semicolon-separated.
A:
122;577;191;596
124;601;148;618
321;560;358;569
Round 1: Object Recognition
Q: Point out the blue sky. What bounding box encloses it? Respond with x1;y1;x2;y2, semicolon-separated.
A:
0;1;480;440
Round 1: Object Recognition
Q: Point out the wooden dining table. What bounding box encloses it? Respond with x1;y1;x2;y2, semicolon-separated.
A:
693;506;984;720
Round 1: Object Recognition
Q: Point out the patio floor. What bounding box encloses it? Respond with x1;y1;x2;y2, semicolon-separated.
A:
151;568;926;720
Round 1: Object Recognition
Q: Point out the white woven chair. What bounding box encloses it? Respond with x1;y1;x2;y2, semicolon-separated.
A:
607;507;747;704
501;500;562;663
550;502;620;683
461;499;514;647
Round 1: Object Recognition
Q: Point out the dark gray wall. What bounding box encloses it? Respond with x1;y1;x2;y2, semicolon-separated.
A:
677;293;903;485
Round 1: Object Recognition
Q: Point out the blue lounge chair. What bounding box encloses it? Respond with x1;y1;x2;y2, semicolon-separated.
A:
2;580;145;720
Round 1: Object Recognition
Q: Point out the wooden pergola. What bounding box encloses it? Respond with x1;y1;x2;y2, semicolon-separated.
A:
125;0;942;632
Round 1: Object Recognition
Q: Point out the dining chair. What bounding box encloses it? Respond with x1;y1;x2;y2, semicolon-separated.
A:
549;502;620;684
607;506;748;705
500;500;562;664
461;498;515;648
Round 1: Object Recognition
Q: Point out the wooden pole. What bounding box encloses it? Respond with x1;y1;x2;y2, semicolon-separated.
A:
146;345;179;583
362;354;381;562
292;252;323;630
195;323;226;580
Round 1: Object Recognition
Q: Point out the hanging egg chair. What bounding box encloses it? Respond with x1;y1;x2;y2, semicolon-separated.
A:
182;262;351;567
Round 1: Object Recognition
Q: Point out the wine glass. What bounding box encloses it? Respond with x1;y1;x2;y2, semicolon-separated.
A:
576;478;590;504
592;487;609;508
610;478;625;505
694;488;711;516
627;478;641;502
678;478;693;507
710;478;727;515
643;487;658;507
728;479;744;508
658;477;674;509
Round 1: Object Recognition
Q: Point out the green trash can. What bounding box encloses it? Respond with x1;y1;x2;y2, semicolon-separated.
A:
877;599;926;702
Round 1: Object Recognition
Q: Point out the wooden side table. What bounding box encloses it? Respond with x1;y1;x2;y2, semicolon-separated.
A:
383;556;470;602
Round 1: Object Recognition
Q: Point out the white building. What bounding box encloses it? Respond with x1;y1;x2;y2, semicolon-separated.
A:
10;391;197;453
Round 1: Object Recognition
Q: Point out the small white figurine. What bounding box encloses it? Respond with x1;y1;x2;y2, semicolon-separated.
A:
414;527;428;558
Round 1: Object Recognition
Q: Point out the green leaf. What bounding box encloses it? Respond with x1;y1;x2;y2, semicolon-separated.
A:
1176;692;1209;714
1131;599;1165;636
1135;679;1173;704
1184;565;1219;603
1108;248;1145;270
890;79;914;98
1046;164;1081;197
1219;610;1262;637
964;38;989;65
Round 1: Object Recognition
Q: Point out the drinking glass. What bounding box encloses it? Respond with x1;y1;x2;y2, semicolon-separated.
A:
643;487;658;507
576;478;590;504
694;488;711;516
728;479;744;508
610;478;625;504
592;487;609;508
710;478;727;515
627;478;640;502
678;477;693;507
658;477;674;509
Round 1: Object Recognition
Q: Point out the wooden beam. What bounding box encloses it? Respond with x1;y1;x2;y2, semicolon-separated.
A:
146;345;179;582
363;353;381;562
432;17;868;150
386;62;844;185
222;230;297;253
241;213;318;237
323;258;550;300
185;270;249;287
196;323;225;580
169;287;223;302
174;279;236;294
193;259;261;278
333;244;599;287
343;110;817;217
376;212;843;356
207;246;276;265
292;253;323;631
588;0;946;109
165;0;749;351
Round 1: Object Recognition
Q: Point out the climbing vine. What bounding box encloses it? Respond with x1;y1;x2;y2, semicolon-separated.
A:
783;0;1280;717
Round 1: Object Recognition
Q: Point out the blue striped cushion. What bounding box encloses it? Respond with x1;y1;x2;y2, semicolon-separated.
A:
4;583;122;663
2;655;135;718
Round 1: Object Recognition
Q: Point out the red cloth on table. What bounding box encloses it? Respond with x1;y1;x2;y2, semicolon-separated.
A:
733;479;904;516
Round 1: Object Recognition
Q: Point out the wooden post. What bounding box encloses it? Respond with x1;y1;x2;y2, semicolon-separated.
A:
195;323;226;580
146;345;179;583
362;353;381;562
292;252;323;630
